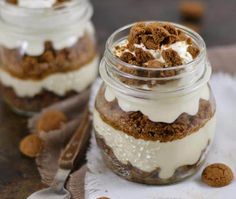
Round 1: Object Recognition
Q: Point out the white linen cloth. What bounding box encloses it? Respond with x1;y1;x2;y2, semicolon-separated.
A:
85;74;236;199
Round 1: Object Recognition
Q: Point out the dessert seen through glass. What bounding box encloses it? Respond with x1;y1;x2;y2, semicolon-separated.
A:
94;21;216;185
0;0;99;115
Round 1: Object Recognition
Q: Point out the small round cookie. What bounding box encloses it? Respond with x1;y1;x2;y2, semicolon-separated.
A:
201;163;234;187
20;134;43;158
36;110;67;133
180;1;205;21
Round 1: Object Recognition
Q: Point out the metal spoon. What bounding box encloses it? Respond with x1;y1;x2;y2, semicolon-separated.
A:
28;108;91;199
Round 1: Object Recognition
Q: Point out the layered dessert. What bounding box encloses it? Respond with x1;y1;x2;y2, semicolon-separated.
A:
0;0;98;114
94;22;216;184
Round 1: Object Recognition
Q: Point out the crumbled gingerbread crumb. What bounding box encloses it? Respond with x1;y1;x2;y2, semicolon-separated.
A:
145;59;164;68
147;23;171;44
187;45;200;58
141;35;160;50
161;24;179;35
115;45;120;50
120;52;135;62
119;52;139;66
19;134;43;158
201;163;234;187
128;22;146;46
134;48;154;64
120;48;154;66
128;22;183;51
180;1;205;21
164;35;180;46
36;110;67;132
177;30;193;45
186;37;193;45
162;49;183;66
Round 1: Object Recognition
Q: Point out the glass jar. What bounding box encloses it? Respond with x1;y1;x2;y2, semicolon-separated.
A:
0;0;98;115
93;22;216;185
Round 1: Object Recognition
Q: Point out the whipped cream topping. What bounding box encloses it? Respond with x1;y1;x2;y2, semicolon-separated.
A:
94;109;216;179
114;39;194;65
17;0;57;8
0;19;95;56
0;56;99;97
163;41;193;64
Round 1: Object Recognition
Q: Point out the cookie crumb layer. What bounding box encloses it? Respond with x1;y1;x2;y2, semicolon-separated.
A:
95;86;215;142
0;82;88;113
2;33;96;80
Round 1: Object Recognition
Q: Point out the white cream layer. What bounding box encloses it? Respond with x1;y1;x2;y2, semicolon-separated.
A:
18;0;56;8
0;56;99;97
0;21;95;56
94;109;216;179
104;84;210;123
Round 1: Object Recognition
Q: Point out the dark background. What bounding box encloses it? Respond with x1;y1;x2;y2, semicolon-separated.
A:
91;0;236;52
1;0;236;198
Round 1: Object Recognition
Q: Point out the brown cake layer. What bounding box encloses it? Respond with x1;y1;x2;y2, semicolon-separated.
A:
0;33;96;80
0;83;90;114
95;86;215;142
95;134;209;185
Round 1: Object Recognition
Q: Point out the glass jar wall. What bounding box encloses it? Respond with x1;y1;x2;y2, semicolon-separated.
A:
0;0;99;115
93;22;216;185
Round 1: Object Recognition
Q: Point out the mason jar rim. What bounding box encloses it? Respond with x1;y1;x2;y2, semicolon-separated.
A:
100;21;211;99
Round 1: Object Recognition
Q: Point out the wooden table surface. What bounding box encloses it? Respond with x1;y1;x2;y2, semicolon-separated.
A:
0;0;236;198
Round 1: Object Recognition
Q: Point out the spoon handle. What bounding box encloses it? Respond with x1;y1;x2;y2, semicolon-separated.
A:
59;107;91;170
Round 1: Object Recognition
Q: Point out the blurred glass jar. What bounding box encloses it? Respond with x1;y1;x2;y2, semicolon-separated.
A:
93;22;216;185
0;0;99;115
